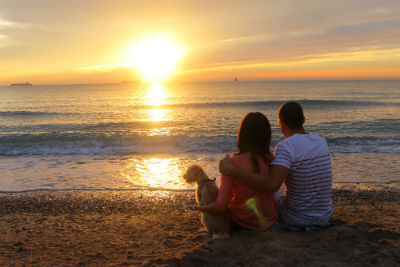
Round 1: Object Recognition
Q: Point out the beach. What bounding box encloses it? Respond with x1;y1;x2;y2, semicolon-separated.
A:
0;183;399;267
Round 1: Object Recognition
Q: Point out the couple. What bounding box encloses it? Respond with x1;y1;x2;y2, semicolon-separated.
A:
199;101;333;231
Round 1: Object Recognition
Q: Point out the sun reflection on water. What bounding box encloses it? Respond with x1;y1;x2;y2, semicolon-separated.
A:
121;157;187;189
146;82;167;106
148;109;167;122
144;82;169;122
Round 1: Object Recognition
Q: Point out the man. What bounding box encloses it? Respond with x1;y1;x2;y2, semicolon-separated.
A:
219;102;332;226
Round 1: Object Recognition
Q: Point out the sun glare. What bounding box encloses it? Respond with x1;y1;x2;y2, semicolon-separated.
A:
146;82;167;121
146;82;166;105
121;157;184;189
126;35;185;81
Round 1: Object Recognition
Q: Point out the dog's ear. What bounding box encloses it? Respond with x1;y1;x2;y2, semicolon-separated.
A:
182;166;194;183
191;165;204;179
183;164;203;183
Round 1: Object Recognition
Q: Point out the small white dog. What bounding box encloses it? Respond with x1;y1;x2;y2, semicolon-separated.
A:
183;164;230;239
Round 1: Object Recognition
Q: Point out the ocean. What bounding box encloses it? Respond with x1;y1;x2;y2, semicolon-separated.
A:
1;80;399;192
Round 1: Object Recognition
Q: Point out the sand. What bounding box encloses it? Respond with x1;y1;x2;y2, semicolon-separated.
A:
0;184;399;267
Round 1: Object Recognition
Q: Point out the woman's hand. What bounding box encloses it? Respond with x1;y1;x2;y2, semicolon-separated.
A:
198;202;228;213
197;205;209;212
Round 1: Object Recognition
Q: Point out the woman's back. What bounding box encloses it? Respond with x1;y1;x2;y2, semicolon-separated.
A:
217;153;278;230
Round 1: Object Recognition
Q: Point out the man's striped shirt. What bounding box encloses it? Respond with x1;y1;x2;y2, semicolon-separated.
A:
272;133;333;225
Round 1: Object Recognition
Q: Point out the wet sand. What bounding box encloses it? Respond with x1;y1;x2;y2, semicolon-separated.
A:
0;184;399;267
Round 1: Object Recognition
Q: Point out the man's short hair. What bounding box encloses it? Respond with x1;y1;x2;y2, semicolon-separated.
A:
278;101;304;130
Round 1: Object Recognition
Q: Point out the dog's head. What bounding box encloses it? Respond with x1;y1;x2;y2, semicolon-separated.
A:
183;164;206;184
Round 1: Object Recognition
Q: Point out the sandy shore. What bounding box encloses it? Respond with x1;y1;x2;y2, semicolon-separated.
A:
0;184;399;267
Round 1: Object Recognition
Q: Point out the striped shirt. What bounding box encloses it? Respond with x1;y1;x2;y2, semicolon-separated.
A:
272;133;333;226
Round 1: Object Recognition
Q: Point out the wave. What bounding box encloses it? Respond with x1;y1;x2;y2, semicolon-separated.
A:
0;132;236;155
309;118;400;136
327;137;400;153
0;111;68;116
0;121;176;134
138;99;399;109
1;100;397;119
0;131;399;156
4;117;398;140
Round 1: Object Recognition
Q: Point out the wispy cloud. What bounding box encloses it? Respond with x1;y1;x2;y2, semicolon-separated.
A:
0;16;30;29
76;62;127;72
0;16;32;48
0;18;12;47
183;46;400;75
327;18;400;35
0;19;13;28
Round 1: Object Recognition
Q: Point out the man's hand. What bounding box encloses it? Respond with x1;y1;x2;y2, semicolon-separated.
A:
219;154;235;176
220;154;289;193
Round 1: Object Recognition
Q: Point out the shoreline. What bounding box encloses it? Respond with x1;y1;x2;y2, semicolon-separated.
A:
0;181;399;195
0;183;399;267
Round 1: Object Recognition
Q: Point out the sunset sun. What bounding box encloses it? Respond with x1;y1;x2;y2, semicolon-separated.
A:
125;35;185;81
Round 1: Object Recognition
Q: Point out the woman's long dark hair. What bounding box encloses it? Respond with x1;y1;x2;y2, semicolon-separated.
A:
237;112;272;173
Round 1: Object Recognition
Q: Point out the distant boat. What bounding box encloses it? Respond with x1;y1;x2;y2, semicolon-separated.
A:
234;77;238;82
10;82;32;86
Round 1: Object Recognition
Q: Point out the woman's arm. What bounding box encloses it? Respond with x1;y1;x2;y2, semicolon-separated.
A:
198;201;228;213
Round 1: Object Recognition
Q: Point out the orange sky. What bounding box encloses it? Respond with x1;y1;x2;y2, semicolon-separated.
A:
1;0;400;85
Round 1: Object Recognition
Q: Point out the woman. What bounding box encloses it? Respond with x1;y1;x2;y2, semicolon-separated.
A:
199;112;278;231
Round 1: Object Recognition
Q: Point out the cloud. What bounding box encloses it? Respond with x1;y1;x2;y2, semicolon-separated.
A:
0;17;14;47
0;15;34;48
76;62;128;72
0;18;15;28
327;18;400;35
183;14;400;72
0;15;30;29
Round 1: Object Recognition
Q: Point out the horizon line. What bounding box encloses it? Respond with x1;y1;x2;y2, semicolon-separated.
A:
2;77;400;87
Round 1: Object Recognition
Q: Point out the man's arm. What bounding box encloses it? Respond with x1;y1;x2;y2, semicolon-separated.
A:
219;156;289;193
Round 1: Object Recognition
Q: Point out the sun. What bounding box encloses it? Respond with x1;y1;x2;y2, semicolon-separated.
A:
125;35;185;81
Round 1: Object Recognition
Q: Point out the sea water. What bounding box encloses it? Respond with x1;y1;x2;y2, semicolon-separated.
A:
0;80;399;192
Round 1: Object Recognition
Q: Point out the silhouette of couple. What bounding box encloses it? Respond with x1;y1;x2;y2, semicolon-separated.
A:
199;101;332;231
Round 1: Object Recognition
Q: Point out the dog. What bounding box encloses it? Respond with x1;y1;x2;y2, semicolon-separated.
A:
183;164;230;239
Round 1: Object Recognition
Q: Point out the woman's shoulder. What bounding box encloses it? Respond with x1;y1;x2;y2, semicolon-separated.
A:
232;152;274;166
231;152;250;161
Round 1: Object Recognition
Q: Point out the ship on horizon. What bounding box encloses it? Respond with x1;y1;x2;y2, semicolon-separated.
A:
10;82;32;86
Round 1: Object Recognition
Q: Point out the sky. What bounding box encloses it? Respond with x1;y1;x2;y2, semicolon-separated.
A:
0;0;400;84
